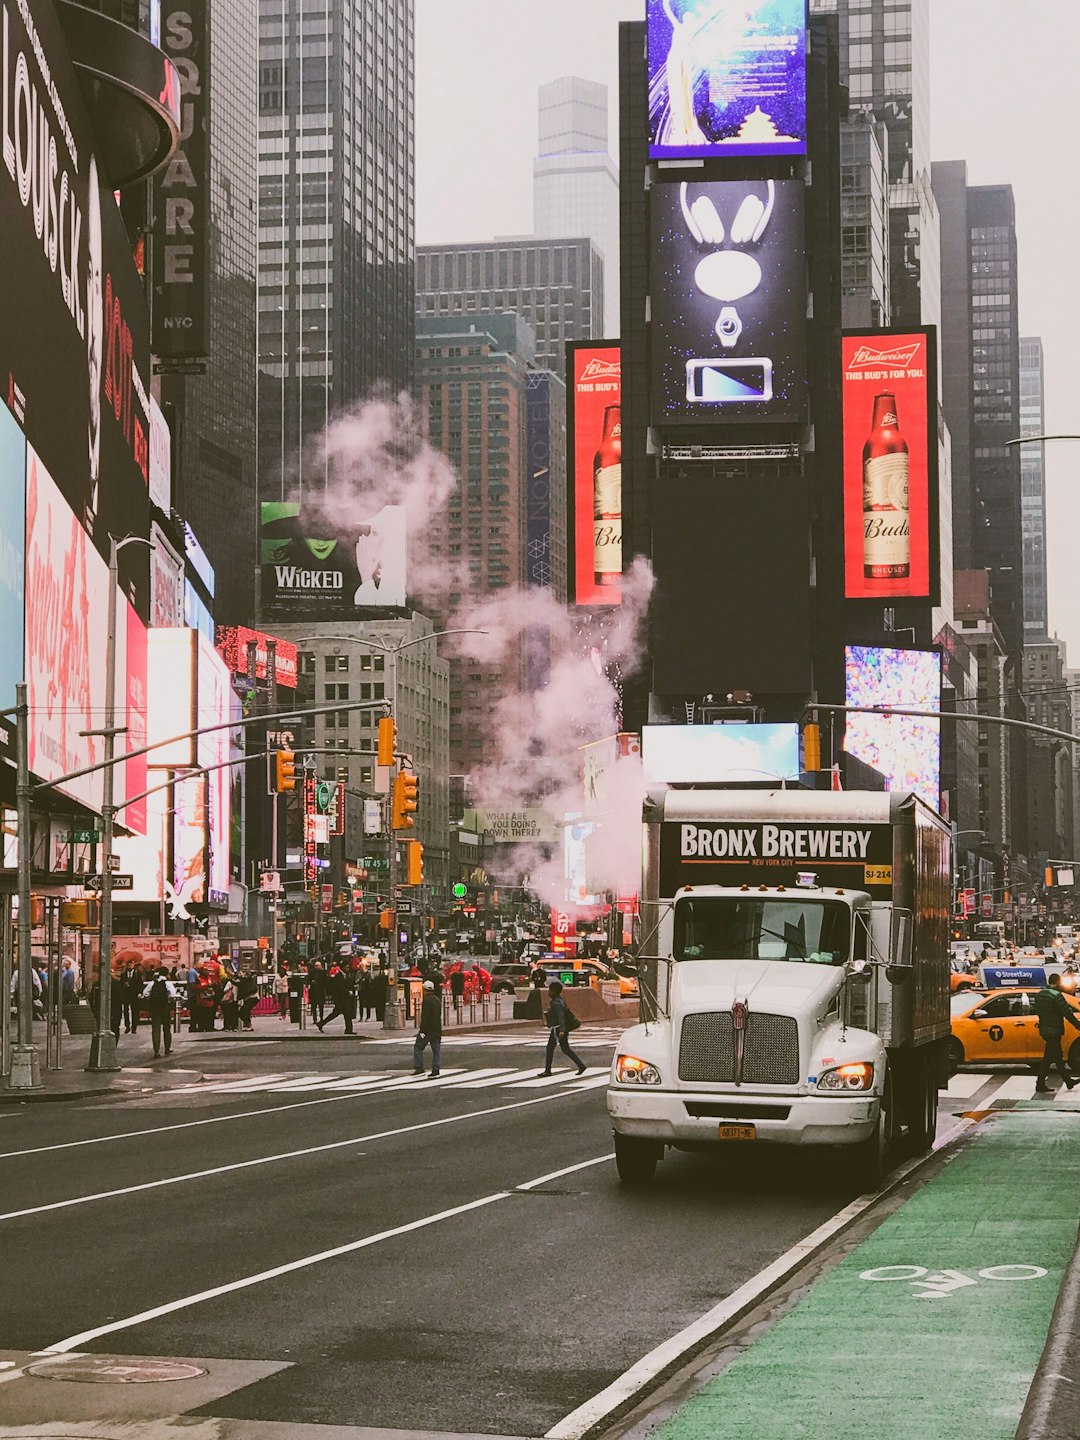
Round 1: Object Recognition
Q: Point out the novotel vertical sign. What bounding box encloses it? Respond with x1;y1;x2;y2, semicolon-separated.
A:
152;0;208;362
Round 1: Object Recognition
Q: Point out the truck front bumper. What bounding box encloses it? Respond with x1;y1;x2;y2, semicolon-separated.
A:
607;1087;878;1148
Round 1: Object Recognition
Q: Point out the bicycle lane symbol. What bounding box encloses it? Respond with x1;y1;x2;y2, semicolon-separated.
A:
859;1264;1048;1298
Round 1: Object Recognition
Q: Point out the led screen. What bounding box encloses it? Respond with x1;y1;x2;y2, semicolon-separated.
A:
651;180;805;426
842;330;939;601
568;344;621;606
648;0;807;160
643;724;800;785
844;646;941;809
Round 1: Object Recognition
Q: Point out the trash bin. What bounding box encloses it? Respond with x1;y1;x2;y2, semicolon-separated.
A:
287;974;304;1025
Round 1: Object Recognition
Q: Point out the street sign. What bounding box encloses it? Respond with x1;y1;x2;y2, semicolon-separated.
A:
70;830;100;843
86;874;134;891
397;901;413;915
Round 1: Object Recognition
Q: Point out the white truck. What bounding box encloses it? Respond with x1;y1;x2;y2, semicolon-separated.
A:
608;790;952;1188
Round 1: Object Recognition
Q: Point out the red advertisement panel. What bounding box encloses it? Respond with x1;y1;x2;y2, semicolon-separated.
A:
841;330;938;602
124;610;148;837
215;625;298;688
569;344;621;607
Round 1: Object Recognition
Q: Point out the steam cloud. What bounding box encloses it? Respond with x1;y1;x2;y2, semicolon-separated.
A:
293;394;655;910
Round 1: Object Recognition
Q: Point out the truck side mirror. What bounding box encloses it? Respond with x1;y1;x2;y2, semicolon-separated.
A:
885;964;914;984
847;960;872;983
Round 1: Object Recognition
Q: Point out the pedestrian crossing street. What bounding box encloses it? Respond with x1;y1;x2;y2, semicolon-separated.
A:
363;1025;627;1049
170;1065;611;1097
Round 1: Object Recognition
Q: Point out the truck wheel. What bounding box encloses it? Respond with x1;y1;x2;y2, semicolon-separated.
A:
948;1038;964;1077
614;1135;660;1187
850;1069;893;1191
907;1057;938;1155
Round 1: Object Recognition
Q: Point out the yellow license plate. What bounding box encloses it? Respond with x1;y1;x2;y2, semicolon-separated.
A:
717;1123;756;1141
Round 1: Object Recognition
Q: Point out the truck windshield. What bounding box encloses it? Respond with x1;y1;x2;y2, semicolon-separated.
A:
674;897;851;964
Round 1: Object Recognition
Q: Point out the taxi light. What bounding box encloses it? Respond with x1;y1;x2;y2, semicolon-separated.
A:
818;1061;875;1093
796;872;818;888
616;1055;662;1086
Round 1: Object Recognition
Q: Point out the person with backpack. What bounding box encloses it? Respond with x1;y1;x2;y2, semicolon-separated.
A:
142;967;178;1058
541;981;587;1077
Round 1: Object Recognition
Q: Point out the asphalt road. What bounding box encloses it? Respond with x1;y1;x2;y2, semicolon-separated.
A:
0;1023;986;1437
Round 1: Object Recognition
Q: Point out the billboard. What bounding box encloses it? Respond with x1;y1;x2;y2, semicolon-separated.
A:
197;634;232;908
152;0;210;362
648;0;807;161
844;645;941;810
0;401;25;708
642;724;800;785
568;344;621;606
216;626;299;689
0;0;152;614
651;180;805;426
261;502;407;619
150;522;185;629
842;330;939;602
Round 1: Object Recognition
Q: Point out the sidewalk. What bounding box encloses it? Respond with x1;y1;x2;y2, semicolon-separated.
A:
644;1098;1080;1440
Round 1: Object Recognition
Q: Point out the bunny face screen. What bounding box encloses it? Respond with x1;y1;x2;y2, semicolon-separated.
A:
650;178;806;426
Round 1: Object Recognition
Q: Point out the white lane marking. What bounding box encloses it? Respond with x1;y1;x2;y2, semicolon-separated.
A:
39;1189;513;1355
516;1154;614;1191
0;1088;603;1224
991;1075;1039;1101
545;1111;984;1440
0;1055;603;1163
945;1072;991;1098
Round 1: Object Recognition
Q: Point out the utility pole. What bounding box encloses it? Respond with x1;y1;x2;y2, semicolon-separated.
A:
385;787;399;1030
10;682;40;1090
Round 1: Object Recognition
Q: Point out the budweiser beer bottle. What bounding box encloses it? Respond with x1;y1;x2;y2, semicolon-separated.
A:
862;392;910;580
593;404;622;589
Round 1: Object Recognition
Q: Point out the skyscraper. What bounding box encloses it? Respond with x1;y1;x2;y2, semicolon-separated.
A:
256;0;415;503
533;77;620;337
416;315;535;776
415;238;604;377
1020;337;1048;640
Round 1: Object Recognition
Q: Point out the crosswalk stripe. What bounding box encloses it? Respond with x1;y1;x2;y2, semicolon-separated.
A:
420;1068;515;1087
454;1069;534;1089
509;1068;603;1090
173;1074;294;1093
945;1073;990;1098
991;1074;1042;1101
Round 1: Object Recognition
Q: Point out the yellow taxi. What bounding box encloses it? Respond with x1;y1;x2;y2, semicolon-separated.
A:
950;987;1080;1072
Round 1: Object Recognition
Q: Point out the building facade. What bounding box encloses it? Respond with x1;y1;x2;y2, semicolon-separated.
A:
257;0;415;501
533;77;620;338
1022;638;1073;868
415;238;604;377
1020;336;1048;640
272;615;450;904
416;315;536;777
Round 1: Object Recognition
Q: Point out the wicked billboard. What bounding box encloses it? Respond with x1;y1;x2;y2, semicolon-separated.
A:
0;0;152;615
260;501;407;619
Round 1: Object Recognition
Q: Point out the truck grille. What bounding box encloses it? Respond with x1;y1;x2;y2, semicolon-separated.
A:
678;1012;801;1087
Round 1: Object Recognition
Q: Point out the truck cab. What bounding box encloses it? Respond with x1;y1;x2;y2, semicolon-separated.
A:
608;789;951;1189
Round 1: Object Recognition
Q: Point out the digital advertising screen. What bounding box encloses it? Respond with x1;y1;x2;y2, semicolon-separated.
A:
568;344;621;606
0;401;26;709
197;635;232;909
844;645;941;810
651;180;806;426
0;0;155;616
842;330;939;602
261;502;407;619
648;0;807;161
642;724;800;786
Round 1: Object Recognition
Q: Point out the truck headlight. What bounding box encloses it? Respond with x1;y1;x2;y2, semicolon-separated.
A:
616;1055;662;1085
817;1061;875;1092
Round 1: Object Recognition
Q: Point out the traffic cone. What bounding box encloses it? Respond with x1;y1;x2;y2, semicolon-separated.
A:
831;763;843;792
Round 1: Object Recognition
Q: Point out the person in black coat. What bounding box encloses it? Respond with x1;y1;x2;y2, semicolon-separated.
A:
237;972;258;1030
317;962;354;1034
412;980;443;1076
357;964;375;1021
449;966;465;1015
372;965;388;1022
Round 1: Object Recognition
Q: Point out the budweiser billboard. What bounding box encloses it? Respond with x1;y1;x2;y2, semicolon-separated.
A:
842;329;939;602
568;343;621;607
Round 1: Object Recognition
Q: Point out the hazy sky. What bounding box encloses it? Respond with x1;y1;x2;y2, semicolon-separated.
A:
417;1;1080;656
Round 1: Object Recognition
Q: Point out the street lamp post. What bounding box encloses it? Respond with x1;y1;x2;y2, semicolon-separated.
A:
88;534;152;1074
291;627;488;1030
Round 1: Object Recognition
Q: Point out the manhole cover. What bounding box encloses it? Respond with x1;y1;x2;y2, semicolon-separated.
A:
27;1356;207;1384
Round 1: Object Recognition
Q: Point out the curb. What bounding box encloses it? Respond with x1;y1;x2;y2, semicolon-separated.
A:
0;1084;118;1105
1015;1216;1080;1440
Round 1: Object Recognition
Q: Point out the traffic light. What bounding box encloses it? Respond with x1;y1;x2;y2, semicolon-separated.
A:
406;840;424;886
392;769;419;830
1046;866;1055;887
379;908;394;930
803;723;822;772
61;899;99;927
377;716;397;766
274;748;296;792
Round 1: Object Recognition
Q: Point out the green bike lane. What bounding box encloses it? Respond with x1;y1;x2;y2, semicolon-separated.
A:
652;1105;1080;1440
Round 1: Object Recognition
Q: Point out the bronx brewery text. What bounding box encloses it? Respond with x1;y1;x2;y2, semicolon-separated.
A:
681;825;874;860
